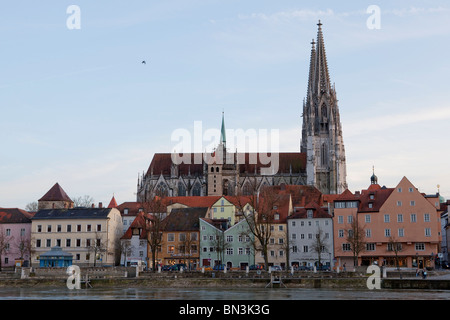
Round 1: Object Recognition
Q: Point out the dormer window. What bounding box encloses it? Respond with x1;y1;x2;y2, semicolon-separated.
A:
307;210;313;218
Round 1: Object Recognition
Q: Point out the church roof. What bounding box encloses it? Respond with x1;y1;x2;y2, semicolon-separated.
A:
38;183;73;203
107;196;118;208
144;152;306;178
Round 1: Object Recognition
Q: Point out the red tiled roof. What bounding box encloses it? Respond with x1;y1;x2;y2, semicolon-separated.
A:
358;186;395;212
145;152;306;177
107;196;118;208
38;183;73;202
270;184;323;208
0;208;34;223
289;202;331;219
121;211;149;240
335;189;358;201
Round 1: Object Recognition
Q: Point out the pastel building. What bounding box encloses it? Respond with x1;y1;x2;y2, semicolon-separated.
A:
200;217;254;269
333;175;441;269
0;208;33;268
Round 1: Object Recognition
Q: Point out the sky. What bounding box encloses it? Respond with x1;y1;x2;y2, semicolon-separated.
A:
1;0;449;209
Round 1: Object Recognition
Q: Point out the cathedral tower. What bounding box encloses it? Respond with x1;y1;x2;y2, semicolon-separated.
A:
301;21;347;194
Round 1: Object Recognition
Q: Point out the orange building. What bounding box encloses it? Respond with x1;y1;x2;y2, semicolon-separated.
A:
333;176;441;269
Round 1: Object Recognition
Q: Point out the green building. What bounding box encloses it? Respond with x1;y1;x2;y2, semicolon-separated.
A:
199;217;254;270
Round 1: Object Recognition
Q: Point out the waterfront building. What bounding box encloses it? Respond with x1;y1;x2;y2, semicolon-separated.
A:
31;206;123;267
199;217;254;269
159;207;208;268
39;246;73;267
0;208;34;268
288;202;334;269
120;211;149;267
333;175;442;269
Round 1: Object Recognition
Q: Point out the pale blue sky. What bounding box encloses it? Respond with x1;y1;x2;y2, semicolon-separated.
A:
1;0;449;208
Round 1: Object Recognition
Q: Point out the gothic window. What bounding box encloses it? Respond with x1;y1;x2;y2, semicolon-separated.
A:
242;183;252;196
178;182;186;197
321;143;327;166
192;183;201;196
156;182;168;197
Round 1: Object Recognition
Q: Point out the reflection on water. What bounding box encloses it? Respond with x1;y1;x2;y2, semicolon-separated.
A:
0;287;448;300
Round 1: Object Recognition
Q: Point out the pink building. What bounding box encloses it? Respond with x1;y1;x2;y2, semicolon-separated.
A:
0;208;33;268
333;176;441;269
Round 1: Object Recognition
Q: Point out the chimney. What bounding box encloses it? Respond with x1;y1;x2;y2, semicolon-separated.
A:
91;203;95;208
99;202;103;208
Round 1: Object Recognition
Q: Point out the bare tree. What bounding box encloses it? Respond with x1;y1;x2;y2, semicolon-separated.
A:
87;232;107;266
25;202;38;212
73;195;95;208
211;229;231;266
141;196;166;271
388;235;403;278
234;179;281;271
0;228;12;271
118;239;133;266
311;226;328;269
345;215;366;267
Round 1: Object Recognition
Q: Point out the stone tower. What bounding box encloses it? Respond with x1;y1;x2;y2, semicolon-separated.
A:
301;21;347;194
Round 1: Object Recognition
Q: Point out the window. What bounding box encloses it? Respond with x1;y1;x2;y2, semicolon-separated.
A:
368;203;373;209
46;239;51;247
47;225;52;232
409;188;414;192
366;229;372;238
77;225;82;232
307;210;313;218
410;214;417;223
57;225;62;232
86;239;91;247
415;243;425;251
67;225;72;232
397;214;403;223
366;243;376;251
76;239;81;247
291;233;297;240
291;221;296;227
385;229;391;237
424;214;430;222
226;235;233;242
365;214;371;223
397;201;402;207
37;225;42;233
384;214;390;223
398;188;402;193
342;243;351;251
179;233;186;242
86;225;92;232
167;233;175;242
425;228;431;237
97;224;102;232
410;201;415;207
347;216;353;223
168;245;175;253
398;228;404;237
338;230;344;238
20;228;25;236
338;216;343;224
56;239;61;247
36;239;41;248
226;248;233;255
303;245;309;253
292;246;298;253
66;239;71;247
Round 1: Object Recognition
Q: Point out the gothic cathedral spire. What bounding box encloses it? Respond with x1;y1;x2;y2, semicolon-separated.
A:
301;21;347;194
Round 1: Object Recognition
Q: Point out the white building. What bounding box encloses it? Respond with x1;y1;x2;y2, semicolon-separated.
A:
288;202;334;269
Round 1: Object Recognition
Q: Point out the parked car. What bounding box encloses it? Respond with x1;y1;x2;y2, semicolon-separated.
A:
161;265;172;271
271;265;282;271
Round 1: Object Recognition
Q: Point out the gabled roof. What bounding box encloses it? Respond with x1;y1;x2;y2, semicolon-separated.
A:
32;207;115;220
38;183;73;203
162;207;208;232
117;202;144;216
270;184;323;208
289;201;331;219
121;211;149;240
335;189;359;201
0;208;33;223
358;186;395;212
164;196;221;209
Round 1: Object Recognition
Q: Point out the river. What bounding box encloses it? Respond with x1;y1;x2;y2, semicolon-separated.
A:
0;286;448;300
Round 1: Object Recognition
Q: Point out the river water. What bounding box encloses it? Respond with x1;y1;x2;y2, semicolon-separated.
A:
0;286;448;300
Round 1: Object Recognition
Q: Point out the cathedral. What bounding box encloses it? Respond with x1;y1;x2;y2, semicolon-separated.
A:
136;21;347;202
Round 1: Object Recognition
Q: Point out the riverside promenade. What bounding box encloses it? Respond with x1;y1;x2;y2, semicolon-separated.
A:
0;266;449;290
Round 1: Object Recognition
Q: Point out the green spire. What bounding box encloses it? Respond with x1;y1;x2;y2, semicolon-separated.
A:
220;111;226;148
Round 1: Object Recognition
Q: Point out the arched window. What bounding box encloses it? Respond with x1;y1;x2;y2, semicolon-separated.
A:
216;167;219;173
156;182;168;197
192;183;201;196
321;143;327;166
178;182;186;197
211;167;214;173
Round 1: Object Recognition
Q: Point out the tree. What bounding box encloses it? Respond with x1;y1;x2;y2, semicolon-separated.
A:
345;215;366;267
211;229;231;266
311;226;328;269
388;235;403;278
25;202;38;212
141;196;166;271
73;195;95;208
87;232;107;266
0;228;12;271
234;179;281;271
